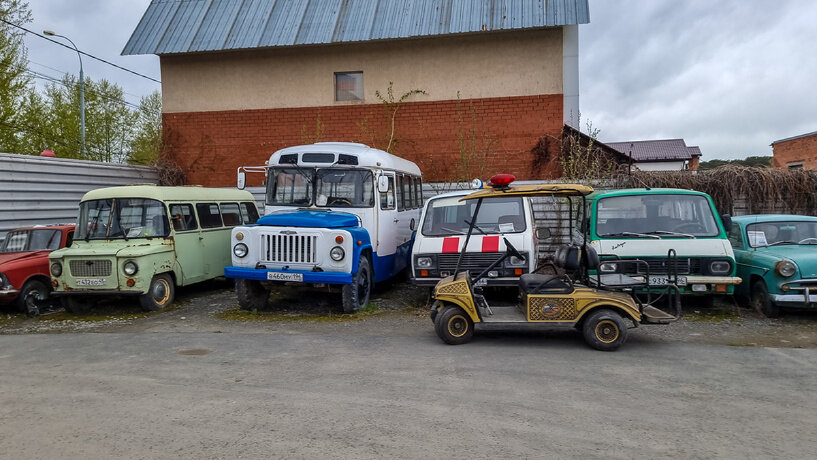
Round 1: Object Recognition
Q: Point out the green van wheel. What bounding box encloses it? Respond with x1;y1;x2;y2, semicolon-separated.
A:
139;274;175;312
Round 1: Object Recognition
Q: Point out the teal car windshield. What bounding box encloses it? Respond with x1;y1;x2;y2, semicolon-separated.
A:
76;198;169;240
746;221;817;247
267;168;374;208
596;194;719;237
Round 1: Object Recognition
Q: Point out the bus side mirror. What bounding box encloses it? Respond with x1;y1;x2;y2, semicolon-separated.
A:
377;175;390;193
409;218;416;232
237;170;246;190
721;214;733;232
536;228;551;239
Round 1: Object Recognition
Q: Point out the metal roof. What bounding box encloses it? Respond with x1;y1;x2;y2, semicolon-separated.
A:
606;139;696;162
771;130;817;146
123;0;590;55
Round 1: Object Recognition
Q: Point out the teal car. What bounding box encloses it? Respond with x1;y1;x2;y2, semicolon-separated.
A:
729;215;817;317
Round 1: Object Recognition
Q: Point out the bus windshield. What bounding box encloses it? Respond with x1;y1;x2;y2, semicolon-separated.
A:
76;198;169;240
595;194;719;238
267;168;374;208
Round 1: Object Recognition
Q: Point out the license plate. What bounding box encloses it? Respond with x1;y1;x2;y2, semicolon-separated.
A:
76;278;105;287
267;272;303;282
649;276;687;286
474;278;488;287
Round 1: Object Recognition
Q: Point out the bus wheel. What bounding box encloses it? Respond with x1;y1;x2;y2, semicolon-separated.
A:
63;296;93;315
342;255;372;313
436;306;474;345
236;279;269;311
583;309;628;351
139;274;175;312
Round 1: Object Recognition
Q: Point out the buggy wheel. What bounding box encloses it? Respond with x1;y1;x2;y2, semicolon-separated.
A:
435;306;474;345
236;279;269;311
583;309;628;351
751;280;780;318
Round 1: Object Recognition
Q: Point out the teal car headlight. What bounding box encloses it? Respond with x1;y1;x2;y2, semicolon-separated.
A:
775;260;796;278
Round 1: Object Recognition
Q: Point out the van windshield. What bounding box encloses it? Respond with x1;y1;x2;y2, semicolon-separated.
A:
267;168;374;208
595;194;719;238
76;198;169;240
421;196;526;236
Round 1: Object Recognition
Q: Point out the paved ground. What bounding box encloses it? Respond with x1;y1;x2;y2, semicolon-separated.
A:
2;282;817;458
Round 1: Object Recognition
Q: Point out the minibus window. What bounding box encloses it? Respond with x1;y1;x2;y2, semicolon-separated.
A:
239;202;260;224
196;203;223;229
169;204;198;231
220;203;242;226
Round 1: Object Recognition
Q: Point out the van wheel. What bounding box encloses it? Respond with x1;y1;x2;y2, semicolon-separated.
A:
16;279;50;316
236;279;269;311
342;255;372;313
583;309;628;351
751;280;780;318
63;296;93;315
435;306;474;345
139;274;175;312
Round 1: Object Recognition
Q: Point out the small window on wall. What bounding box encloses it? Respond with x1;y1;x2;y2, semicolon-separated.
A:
788;162;804;170
335;72;363;101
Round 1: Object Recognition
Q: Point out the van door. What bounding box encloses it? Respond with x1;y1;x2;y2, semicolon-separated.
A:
168;203;205;283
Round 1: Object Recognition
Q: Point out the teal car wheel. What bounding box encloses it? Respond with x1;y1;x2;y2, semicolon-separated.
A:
751;280;780;318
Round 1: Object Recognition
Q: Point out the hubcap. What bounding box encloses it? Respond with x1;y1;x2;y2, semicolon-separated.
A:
448;315;468;337
152;279;170;304
595;319;619;343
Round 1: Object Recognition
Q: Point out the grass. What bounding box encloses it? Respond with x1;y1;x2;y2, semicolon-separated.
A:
216;302;414;323
33;300;184;322
686;309;739;323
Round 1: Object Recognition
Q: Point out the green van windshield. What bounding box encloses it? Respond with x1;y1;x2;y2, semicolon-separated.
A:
77;198;169;240
596;194;719;238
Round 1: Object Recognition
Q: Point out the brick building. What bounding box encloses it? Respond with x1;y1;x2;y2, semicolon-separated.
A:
771;130;817;170
123;0;589;186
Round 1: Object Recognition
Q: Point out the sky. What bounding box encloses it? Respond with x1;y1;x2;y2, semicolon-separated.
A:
18;0;817;161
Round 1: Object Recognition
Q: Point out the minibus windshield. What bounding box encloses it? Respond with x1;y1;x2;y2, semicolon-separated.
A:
267;168;374;208
595;194;719;238
421;196;526;236
76;198;169;240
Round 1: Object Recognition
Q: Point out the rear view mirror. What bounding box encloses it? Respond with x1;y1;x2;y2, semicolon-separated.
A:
721;214;733;232
409;218;416;232
237;170;246;190
536;228;551;239
377;175;390;193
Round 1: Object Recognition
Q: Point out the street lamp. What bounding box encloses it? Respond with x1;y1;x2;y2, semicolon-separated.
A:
43;30;85;157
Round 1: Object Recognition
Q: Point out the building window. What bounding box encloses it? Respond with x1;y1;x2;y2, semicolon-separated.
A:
788;161;804;170
335;72;363;101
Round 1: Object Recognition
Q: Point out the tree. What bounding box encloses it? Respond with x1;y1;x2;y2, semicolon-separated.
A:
699;156;772;170
128;90;162;165
0;0;33;153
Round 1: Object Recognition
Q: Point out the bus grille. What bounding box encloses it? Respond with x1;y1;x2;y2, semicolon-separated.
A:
69;260;112;277
438;253;503;272
262;234;318;264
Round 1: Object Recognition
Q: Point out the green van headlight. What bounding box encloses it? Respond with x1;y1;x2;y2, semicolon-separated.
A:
123;261;138;276
50;262;63;277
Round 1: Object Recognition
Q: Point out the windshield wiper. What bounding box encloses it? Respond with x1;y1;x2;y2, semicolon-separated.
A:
646;230;696;239
85;215;99;242
768;240;796;246
463;219;489;236
600;232;660;239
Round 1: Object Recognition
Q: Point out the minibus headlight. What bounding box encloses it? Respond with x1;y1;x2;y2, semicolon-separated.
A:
50;262;62;277
233;243;248;258
709;260;731;275
508;254;527;266
330;246;345;261
599;262;618;273
416;256;433;268
775;260;796;278
123;261;138;276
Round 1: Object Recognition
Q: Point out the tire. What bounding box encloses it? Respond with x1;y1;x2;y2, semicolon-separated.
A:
582;309;628;351
751;280;780;318
15;279;50;316
435;306;474;345
342;255;372;313
62;296;94;315
236;279;269;311
139;274;175;312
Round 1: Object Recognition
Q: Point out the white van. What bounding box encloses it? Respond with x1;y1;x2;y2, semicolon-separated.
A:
411;188;538;286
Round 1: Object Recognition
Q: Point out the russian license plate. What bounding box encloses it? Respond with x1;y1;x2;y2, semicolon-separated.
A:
267;272;303;282
76;278;105;287
649;276;687;286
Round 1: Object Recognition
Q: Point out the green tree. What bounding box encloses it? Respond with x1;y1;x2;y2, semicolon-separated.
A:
0;0;33;152
128;90;162;165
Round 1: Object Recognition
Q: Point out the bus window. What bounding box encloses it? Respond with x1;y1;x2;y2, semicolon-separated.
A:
380;176;395;210
220;203;242;226
403;175;413;209
240;202;260;224
396;175;405;211
169;204;198;231
415;177;423;207
196;203;223;229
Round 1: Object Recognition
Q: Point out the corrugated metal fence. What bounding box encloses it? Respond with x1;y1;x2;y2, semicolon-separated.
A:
0;153;159;242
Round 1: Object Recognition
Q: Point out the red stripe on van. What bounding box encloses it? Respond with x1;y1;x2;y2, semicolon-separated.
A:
442;237;460;253
482;235;500;252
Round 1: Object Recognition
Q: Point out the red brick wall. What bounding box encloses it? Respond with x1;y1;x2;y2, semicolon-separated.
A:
161;94;563;186
773;132;817;169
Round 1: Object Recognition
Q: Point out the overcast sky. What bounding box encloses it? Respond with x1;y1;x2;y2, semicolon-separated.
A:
21;0;817;160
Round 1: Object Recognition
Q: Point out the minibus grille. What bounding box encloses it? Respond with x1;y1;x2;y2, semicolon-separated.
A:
438;253;503;272
262;234;318;264
69;260;112;277
614;258;695;275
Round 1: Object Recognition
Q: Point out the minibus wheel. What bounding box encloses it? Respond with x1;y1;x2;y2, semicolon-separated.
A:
139;274;175;312
342;255;372;313
582;309;628;351
236;279;269;311
436;306;474;345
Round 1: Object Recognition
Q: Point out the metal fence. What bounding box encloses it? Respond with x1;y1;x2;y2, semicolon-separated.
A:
0;153;159;242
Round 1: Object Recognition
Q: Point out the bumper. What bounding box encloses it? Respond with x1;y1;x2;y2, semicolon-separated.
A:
51;290;142;297
412;276;519;287
225;266;353;285
0;289;20;302
685;276;742;285
771;293;817;307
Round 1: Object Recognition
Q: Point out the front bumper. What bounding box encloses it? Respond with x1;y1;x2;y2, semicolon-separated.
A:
412;276;519;287
225;266;353;285
51;290;142;297
0;289;20;302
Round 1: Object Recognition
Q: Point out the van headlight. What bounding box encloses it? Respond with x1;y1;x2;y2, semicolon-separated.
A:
415;256;433;268
709;260;731;275
50;262;63;277
508;254;527;266
123;261;138;276
775;260;796;278
330;246;345;261
599;262;618;273
233;243;248;258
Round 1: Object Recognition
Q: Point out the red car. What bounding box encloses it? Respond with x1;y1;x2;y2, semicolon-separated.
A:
0;225;75;315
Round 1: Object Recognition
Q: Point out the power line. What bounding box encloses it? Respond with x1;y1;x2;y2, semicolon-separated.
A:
28;59;150;102
0;17;161;84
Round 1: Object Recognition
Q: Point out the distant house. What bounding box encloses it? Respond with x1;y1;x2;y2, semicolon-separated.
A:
123;0;590;186
605;139;702;171
771;130;817;170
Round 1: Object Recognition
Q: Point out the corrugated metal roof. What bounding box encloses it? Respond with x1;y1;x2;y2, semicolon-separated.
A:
606;139;695;162
123;0;590;55
771;129;817;145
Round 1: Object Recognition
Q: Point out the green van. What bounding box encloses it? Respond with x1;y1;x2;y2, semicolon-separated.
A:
49;185;259;313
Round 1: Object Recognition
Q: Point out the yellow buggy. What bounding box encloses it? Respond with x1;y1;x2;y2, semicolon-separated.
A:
430;175;680;351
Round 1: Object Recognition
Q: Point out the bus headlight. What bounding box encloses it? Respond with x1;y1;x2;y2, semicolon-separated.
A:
709;260;731;275
123;261;138;276
775;260;796;278
330;246;345;261
233;243;248;258
415;256;433;268
50;262;63;277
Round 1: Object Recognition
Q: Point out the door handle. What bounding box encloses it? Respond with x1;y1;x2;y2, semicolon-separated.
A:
393;218;399;223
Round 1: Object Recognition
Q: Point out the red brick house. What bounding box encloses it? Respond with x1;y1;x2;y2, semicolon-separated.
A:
123;0;589;186
772;130;817;170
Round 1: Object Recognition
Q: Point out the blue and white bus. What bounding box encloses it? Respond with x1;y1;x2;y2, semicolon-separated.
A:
226;142;422;312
